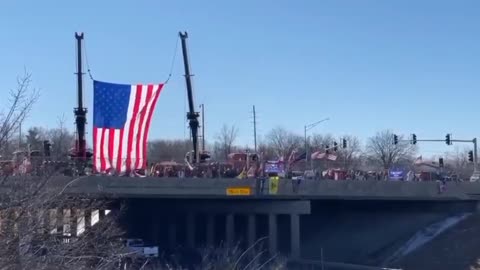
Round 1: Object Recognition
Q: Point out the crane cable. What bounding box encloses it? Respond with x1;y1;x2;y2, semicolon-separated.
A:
82;34;186;140
83;40;94;81
82;34;180;84
165;35;179;84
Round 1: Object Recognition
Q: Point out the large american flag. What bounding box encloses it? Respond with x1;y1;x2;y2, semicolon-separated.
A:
93;80;164;174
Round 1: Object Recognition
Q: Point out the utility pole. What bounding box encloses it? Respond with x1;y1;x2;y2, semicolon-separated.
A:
253;105;257;152
74;32;87;161
473;138;478;173
304;125;308;169
201;104;205;151
304;118;330;171
179;31;200;164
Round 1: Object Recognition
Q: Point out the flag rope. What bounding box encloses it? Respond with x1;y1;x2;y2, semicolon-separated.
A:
83;39;94;80
164;35;180;84
82;33;180;84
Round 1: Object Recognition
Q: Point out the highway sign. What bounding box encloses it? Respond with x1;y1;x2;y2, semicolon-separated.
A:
226;187;252;196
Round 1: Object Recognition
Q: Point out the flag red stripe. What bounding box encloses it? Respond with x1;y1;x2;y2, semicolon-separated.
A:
100;128;106;172
93;127;98;173
143;84;164;168
135;85;153;169
126;85;143;173
116;129;124;172
108;128;115;171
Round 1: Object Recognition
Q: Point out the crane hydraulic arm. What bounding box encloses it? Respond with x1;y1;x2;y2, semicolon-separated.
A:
179;32;200;164
74;32;88;161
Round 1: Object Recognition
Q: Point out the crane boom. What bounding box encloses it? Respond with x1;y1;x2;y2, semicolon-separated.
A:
179;31;200;164
74;32;87;161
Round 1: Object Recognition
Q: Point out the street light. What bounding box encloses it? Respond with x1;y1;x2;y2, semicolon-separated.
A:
304;118;330;171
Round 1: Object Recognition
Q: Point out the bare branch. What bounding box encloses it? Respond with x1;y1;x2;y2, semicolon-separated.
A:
0;70;40;154
266;127;301;161
365;130;417;170
214;124;239;161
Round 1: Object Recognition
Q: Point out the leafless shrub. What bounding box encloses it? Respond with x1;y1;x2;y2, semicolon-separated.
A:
0;174;137;270
138;239;286;270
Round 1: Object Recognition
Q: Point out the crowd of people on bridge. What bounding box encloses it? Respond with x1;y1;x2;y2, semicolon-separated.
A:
146;161;464;182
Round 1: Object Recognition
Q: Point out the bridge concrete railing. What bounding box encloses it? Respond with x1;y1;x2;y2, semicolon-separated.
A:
4;175;477;200
58;176;480;201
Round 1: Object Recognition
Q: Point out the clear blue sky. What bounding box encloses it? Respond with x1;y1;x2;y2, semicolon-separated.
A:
1;0;479;156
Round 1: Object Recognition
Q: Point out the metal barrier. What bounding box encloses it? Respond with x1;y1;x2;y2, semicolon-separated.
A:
287;258;403;270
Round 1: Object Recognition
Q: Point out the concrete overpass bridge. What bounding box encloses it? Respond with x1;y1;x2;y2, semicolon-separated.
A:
23;176;480;269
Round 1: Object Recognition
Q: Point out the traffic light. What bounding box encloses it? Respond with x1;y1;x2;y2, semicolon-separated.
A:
333;142;338;152
412;134;417;145
325;145;330;154
468;151;474;162
446;134;451;145
342;138;347;148
393;134;398;145
439;158;444;168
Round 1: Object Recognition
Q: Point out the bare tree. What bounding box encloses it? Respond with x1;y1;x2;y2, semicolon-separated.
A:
46;116;75;160
0;174;137;270
148;139;191;163
366;130;417;169
310;133;335;152
0;71;40;154
257;140;277;161
266;127;302;161
25;127;45;150
444;146;474;179
215;124;239;161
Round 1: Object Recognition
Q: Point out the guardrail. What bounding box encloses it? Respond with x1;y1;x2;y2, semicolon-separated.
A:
288;258;403;270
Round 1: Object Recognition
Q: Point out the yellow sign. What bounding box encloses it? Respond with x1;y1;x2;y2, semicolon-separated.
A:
269;176;279;194
226;187;252;196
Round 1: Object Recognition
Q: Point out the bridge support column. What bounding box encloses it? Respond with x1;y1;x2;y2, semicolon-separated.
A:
47;209;55;234
268;214;277;255
56;209;64;235
70;209;78;237
63;209;71;238
290;214;300;259
84;210;91;231
187;213;195;248
152;215;159;244
99;209;106;220
476;202;480;213
40;209;49;234
247;214;256;248
1;210;8;234
168;216;177;249
206;214;215;246
226;214;234;246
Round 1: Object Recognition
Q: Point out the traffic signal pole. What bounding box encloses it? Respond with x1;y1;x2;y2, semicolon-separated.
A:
474;138;478;173
397;135;478;175
304;118;330;171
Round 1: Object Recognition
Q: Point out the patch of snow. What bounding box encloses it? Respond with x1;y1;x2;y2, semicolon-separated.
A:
384;213;471;265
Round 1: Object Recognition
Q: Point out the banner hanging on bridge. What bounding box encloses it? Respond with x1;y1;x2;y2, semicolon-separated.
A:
93;80;164;175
